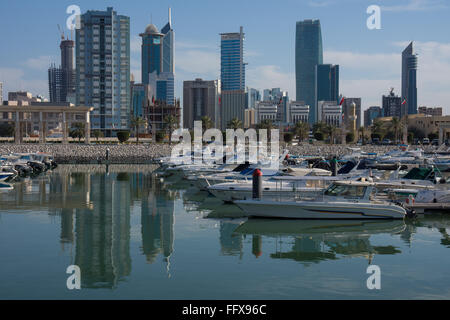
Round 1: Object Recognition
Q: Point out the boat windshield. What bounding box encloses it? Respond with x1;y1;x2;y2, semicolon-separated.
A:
324;184;367;198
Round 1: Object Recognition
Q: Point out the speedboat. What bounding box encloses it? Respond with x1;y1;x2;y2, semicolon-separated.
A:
235;180;407;220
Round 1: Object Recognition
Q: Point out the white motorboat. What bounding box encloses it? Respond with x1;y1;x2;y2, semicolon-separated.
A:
235;180;407;220
208;175;342;203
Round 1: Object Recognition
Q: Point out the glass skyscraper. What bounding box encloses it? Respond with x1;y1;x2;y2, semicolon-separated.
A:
315;64;339;117
402;42;418;115
295;19;323;124
220;27;245;91
140;9;175;105
76;7;131;136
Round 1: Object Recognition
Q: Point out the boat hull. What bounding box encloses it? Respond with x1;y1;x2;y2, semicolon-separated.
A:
234;200;406;219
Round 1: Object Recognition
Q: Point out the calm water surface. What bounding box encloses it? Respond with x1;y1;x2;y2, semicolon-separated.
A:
0;165;449;299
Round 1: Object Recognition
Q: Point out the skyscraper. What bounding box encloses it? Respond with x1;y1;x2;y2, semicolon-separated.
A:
296;19;323;124
140;10;175;105
76;7;131;136
0;82;3;103
220;27;245;91
48;37;75;103
402;42;418;115
183;78;220;129
364;106;382;127
382;88;402;118
220;27;246;129
315;64;339;118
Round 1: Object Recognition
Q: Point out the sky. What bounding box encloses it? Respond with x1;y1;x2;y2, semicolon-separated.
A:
0;0;450;115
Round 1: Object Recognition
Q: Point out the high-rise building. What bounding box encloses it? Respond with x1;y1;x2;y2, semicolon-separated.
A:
0;82;3;103
315;64;339;118
382;88;402;118
76;7;131;136
220;27;246;129
402;42;418;115
140;11;175;105
342;97;361;129
183;78;220;129
296;19;323;124
220;27;245;91
246;87;260;109
364;106;382;127
161;8;174;74
48;38;75;104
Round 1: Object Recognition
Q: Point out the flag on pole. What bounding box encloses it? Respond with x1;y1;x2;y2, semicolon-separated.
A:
401;98;407;105
339;96;345;106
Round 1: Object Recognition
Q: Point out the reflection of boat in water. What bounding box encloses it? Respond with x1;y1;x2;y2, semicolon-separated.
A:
234;219;406;237
234;219;405;263
0;182;14;191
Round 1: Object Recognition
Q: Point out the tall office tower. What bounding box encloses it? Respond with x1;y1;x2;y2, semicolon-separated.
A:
247;88;260;109
140;10;175;105
76;7;131;136
48;64;63;103
382;88;402;118
295;19;323;124
364;106;382;127
402;42;418;115
161;8;174;74
48;37;76;103
342;97;361;129
315;64;339;117
220;27;246;129
60;39;76;103
0;82;2;102
220;26;245;91
140;24;163;84
183;78;220;129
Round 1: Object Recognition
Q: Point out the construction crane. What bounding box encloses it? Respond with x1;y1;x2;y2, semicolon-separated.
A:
57;24;65;41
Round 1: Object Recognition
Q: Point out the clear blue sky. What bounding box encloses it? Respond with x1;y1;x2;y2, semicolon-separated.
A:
1;0;449;113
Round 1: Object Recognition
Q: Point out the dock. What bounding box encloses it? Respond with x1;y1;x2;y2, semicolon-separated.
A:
405;203;450;214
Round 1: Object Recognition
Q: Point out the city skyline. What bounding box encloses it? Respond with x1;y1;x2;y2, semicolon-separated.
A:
0;0;450;115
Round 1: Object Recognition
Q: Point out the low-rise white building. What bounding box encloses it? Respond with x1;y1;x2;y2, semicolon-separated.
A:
289;101;309;124
255;101;278;123
318;100;342;127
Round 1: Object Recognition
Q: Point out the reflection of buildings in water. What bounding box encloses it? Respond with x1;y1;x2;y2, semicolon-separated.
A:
220;221;243;258
235;220;405;265
140;184;175;275
74;173;132;289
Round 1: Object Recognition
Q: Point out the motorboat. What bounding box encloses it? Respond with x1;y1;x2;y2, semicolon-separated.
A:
235;180;408;219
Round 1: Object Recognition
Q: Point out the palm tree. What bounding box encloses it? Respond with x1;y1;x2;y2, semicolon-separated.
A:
325;125;338;145
390;117;403;143
257;119;276;141
228;117;243;130
93;130;103;143
163;115;178;145
294;121;309;143
201;116;214;133
130;116;147;144
371;119;385;139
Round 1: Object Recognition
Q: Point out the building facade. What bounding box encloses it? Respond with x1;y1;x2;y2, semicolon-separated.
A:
295;19;323;124
48;38;76;104
315;64;339;117
418;106;443;117
255;101;278;124
364;106;382;127
318;101;342;127
220;27;245;91
289;101;309;124
0;82;2;103
246;87;260;109
220;27;246;129
382;89;402;118
342;97;361;129
183;79;220;129
76;7;131;136
402;42;418;115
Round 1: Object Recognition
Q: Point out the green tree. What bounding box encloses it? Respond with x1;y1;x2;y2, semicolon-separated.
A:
346;132;355;144
93;130;104;143
283;132;293;144
69;122;85;143
131;116;147;144
0;122;14;137
294;121;310;143
228;117;243;130
163;114;179;145
371;119;385;140
256;119;276;141
117;131;130;143
389;117;403;142
200;116;214;133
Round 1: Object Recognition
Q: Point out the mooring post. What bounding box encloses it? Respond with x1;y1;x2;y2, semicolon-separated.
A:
252;168;263;199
